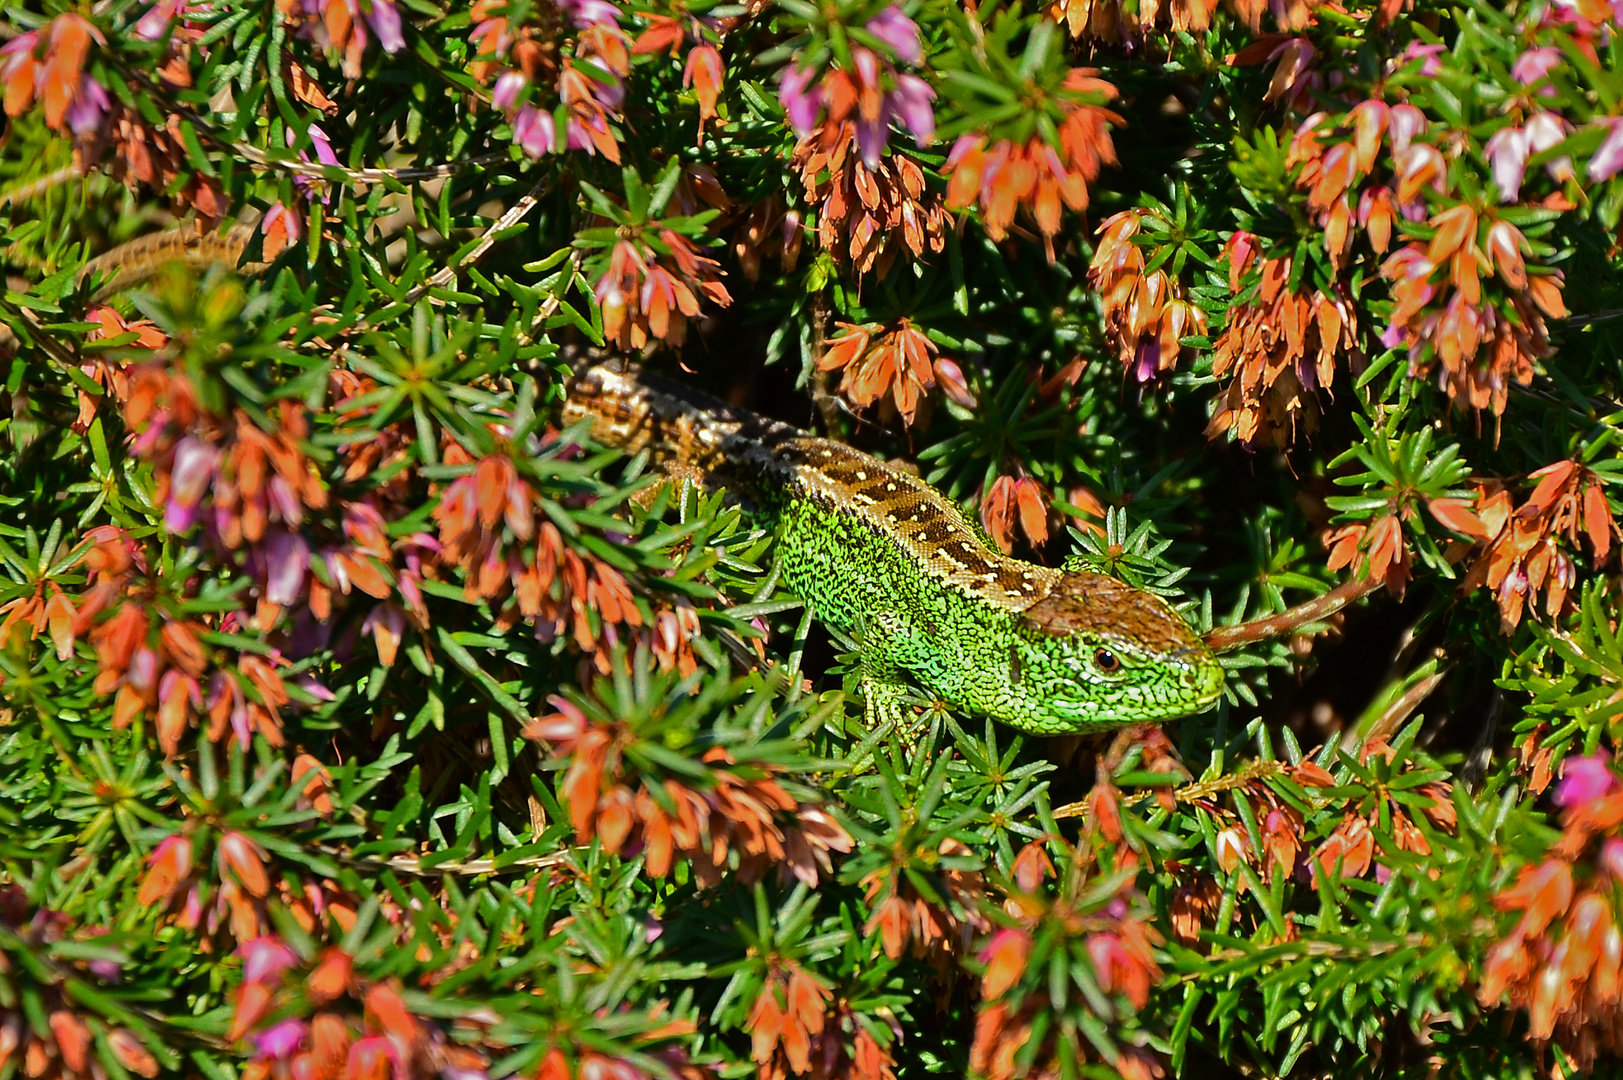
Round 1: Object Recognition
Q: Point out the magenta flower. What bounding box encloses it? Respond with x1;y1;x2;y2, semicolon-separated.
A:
263;529;311;607
512;105;557;157
167;437;219;532
1587;117;1623;183
260;201;304;245
239;937;300;984
1397;41;1446;77
492;70;527;111
306;124;339;166
890;73;935;142
1554;752;1616;808
866;5;922;65
779;64;823;136
253;1020;308;1060
60;76;108;136
361;0;404;52
134;0;189;39
557;0;620;29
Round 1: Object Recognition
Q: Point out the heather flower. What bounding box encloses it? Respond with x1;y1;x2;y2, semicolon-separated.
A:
278;0;404;76
1486;125;1534;202
511;105;557;157
945;70;1120;257
1264;37;1318;105
817;319;971;426
793;118;945;277
777;28;934;170
1513;46;1563;93
1557;754;1617;808
1527;111;1575;182
1461;462;1614;630
525;689;851;886
591;232;731;350
1050;0;1218;40
864;5;922;64
1587;117;1623;182
1396;40;1446;76
778;64;822;135
980;475;1049;553
260;201;303;260
2;16;108;137
240;936;300;984
253;1019;307;1060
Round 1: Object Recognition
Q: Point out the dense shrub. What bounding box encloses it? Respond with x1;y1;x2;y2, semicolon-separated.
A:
2;0;1623;1076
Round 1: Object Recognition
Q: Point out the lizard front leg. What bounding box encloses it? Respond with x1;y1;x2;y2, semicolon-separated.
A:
857;611;931;750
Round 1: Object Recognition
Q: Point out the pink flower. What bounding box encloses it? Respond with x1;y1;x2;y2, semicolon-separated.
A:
134;0;189;39
1554;752;1616;807
1525;111;1573;182
63;77;108;135
167;437;219;532
889;72;935;143
1397;41;1446;77
1512;46;1562;95
362;0;403;52
512;105;556;157
253;1019;307;1060
347;1037;399;1080
1485;125;1532;202
492;69;527;111
1587;117;1623;183
0;34;38;76
1388;103;1426;158
264;529;310;607
557;0;619;29
260;201;303;246
238;937;300;984
1602;838;1623;882
779;63;822;136
866;5;922;65
1264;37;1317;105
306;123;339;166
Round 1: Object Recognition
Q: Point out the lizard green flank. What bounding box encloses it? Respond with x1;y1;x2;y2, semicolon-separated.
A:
564;363;1225;736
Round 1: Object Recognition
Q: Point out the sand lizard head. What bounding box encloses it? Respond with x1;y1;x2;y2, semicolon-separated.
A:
1002;570;1224;734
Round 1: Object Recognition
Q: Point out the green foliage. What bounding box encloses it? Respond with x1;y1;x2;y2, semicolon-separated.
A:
4;0;1623;1077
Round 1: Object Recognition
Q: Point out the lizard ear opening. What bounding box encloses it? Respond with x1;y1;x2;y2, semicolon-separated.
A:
1009;642;1023;686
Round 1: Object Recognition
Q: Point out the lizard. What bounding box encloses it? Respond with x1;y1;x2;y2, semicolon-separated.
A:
562;361;1225;736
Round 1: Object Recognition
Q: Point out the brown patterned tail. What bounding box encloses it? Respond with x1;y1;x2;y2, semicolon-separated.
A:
560;362;803;480
80;223;262;301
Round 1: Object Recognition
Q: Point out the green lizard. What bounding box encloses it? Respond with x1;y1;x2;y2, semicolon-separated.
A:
564;362;1224;736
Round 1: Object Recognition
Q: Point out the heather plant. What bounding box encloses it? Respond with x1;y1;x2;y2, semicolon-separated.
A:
4;0;1623;1077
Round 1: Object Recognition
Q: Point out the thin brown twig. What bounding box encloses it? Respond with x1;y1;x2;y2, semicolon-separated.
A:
1051;759;1293;819
1203;574;1385;654
396;173;554;308
316;843;570;877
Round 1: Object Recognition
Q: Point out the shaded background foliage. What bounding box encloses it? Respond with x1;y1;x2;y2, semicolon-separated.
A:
2;0;1623;1077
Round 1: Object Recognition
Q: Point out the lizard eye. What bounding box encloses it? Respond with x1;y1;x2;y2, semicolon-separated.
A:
1093;648;1121;674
